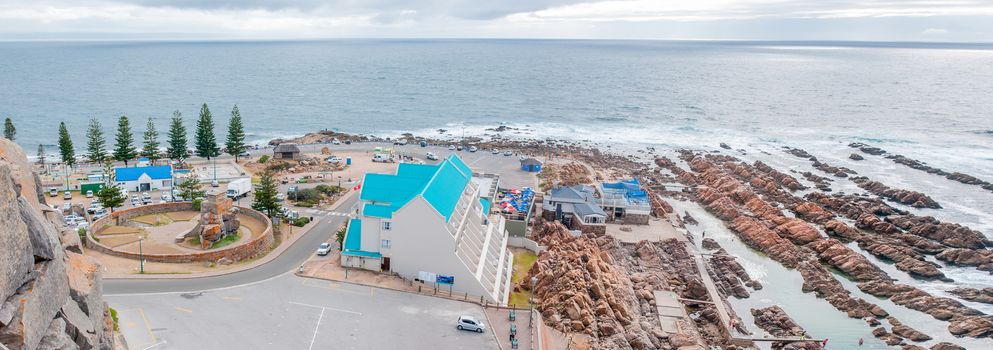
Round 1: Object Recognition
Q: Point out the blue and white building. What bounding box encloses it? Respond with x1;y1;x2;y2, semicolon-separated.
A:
114;165;173;192
341;154;514;304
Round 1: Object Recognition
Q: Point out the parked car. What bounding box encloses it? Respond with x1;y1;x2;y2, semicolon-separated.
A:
85;190;94;198
238;151;251;157
141;192;152;204
92;209;108;220
448;145;456;150
74;221;89;230
491;149;500;154
63;191;72;200
426;152;438;161
325;156;342;163
211;180;219;187
317;243;332;256
161;193;172;202
130;195;140;206
372;154;394;163
468;146;478;153
331;138;341;145
503;151;513;156
456;316;485;333
87;202;103;214
276;193;286;202
49;187;58;197
61;202;72;212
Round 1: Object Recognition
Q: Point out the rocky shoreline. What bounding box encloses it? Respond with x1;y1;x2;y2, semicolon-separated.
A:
849;142;993;192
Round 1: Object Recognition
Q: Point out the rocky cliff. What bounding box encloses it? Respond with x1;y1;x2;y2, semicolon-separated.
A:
0;140;116;350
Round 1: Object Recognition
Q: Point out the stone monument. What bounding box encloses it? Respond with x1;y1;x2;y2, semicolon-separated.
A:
198;192;241;249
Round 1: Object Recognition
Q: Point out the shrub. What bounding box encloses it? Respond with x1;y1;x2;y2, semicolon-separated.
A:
315;184;344;196
191;198;203;211
108;307;120;331
77;227;86;240
292;217;311;227
296;201;315;208
258;155;270;163
292;188;321;202
335;226;346;246
266;162;292;172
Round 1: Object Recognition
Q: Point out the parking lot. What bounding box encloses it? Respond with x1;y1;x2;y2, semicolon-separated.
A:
109;274;500;350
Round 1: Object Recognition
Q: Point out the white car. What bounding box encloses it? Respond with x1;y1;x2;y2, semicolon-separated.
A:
161;193;172;202
326;156;342;163
317;243;332;256
491;149;500;154
276;193;286;202
468;146;478;153
456;316;485;333
331;139;341;145
63;191;72;200
448;145;456;150
61;202;72;212
426;152;438;161
87;202;103;214
503;151;513;156
85;190;94;198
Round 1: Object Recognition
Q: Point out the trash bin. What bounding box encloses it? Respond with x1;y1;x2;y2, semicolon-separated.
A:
346;157;352;165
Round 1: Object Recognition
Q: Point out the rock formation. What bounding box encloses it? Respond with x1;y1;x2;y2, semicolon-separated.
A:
750;306;819;350
0;139;117;350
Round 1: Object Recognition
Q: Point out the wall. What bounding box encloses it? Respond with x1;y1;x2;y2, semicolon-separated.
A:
85;203;274;263
507;236;545;254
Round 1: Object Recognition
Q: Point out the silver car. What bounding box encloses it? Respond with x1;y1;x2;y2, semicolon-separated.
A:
317;243;332;256
456;315;485;333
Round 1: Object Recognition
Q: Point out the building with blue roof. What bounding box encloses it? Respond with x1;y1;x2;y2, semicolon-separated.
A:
341;154;515;304
114;165;173;192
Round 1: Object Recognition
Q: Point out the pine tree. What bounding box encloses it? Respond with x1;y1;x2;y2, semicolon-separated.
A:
57;122;75;166
176;177;205;202
166;110;187;161
194;103;219;159
36;144;45;166
252;171;280;218
3;117;15;140
225;105;247;162
141;117;160;164
85;118;107;163
113;115;137;166
96;184;126;213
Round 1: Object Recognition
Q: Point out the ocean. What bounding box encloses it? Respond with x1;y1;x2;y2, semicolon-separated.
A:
2;39;992;348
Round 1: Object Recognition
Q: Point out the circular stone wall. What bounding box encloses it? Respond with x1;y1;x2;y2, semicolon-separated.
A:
85;202;275;263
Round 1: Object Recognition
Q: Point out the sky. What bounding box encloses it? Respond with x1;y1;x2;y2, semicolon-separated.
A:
0;0;992;42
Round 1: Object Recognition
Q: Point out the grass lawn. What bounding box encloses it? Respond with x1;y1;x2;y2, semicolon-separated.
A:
210;233;241;249
508;249;538;308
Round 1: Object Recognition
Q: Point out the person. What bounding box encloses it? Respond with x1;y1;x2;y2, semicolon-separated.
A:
858;337;864;346
702;231;707;239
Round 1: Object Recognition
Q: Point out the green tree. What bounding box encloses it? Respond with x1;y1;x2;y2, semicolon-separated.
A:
176;177;205;202
3;117;15;140
251;171;280;218
194;103;219;159
85;118;107;163
113;116;137;166
57;122;75;167
225;105;247;162
36;144;45;166
166;110;187;161
96;184;126;213
141;117;160;163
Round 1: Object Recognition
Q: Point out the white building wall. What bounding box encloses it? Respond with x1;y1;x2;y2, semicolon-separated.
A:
388;197;504;302
359;216;384;253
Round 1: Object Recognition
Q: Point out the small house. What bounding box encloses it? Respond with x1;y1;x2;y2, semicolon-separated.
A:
115;165;173;192
542;185;606;234
273;143;301;160
519;158;542;172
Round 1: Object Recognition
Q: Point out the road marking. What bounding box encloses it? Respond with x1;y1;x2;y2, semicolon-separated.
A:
137;308;157;345
299;279;363;295
222;296;242;301
174;307;193;313
308;307;325;350
288;301;363;316
140;341;167;350
106;267;299;297
370;287;374;296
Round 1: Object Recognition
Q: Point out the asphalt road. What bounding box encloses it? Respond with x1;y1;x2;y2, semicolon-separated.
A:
109;273;499;350
104;193;359;295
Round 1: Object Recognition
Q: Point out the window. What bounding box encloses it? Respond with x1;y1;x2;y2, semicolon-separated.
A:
382;221;392;230
381;239;391;249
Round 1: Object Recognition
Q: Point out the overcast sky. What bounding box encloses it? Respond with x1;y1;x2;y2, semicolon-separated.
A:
1;0;992;41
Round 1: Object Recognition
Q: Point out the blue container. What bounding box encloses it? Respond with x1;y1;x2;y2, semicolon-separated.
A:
346;156;352;165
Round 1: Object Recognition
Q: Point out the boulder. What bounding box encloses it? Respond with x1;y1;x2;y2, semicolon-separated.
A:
18;197;61;261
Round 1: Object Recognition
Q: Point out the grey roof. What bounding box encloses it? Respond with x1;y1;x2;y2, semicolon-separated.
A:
573;202;606;217
549;185;596;203
520;158;542;166
274;143;301;153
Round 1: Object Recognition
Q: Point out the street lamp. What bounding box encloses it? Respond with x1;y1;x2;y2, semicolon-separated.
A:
138;237;145;274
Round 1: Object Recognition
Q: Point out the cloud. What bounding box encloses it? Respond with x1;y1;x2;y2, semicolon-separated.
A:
0;0;990;41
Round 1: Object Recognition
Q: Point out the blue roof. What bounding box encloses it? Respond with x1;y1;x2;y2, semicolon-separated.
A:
479;198;492;215
358;154;472;222
115;165;172;182
341;218;381;258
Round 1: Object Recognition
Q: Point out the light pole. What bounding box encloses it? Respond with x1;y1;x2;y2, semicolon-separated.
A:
138;237;145;274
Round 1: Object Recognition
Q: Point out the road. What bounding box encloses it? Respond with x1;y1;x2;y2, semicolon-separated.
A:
104;193;359;295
